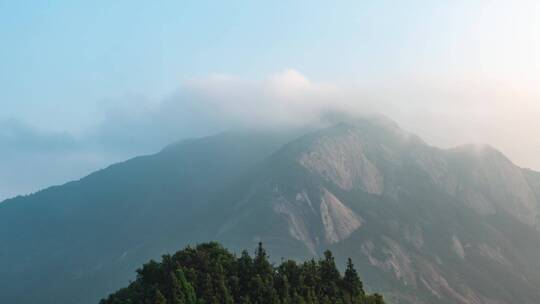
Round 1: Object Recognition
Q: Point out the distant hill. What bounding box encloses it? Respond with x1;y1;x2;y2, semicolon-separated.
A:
100;242;385;304
2;115;540;304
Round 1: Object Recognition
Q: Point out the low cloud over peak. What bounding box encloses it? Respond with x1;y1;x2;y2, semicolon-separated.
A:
1;69;539;201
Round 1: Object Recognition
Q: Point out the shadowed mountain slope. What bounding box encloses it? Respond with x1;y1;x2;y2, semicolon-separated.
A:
0;130;299;304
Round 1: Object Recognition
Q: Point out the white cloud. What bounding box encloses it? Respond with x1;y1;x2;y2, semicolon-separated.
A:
94;69;540;170
2;69;540;201
92;69;345;152
177;69;341;129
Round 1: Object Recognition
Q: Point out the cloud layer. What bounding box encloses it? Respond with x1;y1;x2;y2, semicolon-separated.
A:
1;69;539;200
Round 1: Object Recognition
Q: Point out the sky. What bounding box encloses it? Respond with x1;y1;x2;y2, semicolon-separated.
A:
1;0;539;200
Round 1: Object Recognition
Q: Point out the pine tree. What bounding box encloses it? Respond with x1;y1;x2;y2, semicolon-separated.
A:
278;274;292;304
292;292;306;304
237;250;254;296
254;242;273;279
342;258;364;303
154;289;167;304
304;287;318;304
319;251;341;301
364;293;384;304
239;295;252;304
177;269;197;304
301;259;320;298
214;265;233;304
249;274;265;303
138;260;162;285
200;273;219;304
169;271;185;304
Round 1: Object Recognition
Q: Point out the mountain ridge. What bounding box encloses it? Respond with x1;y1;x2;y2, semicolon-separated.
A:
1;116;540;304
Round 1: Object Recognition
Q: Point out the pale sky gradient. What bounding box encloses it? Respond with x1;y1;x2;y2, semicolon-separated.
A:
1;0;539;200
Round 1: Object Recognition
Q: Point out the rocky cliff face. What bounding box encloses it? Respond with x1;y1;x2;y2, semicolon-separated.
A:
214;119;540;304
445;145;540;226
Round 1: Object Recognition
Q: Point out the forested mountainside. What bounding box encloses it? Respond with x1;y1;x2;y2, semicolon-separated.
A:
100;242;385;304
0;130;300;304
2;115;540;304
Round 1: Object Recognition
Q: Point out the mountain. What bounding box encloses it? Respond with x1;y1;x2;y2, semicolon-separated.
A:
210;119;540;303
0;130;301;304
2;116;540;304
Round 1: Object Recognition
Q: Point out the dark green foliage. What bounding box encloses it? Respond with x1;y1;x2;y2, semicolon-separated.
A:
154;290;167;304
100;242;385;304
343;258;364;303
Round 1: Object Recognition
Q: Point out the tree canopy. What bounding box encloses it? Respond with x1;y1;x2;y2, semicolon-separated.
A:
100;242;385;304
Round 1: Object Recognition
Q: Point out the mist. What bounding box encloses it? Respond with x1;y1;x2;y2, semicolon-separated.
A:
1;69;539;201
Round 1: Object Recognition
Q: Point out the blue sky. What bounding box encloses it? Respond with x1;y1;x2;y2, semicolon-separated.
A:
1;1;539;200
0;0;475;130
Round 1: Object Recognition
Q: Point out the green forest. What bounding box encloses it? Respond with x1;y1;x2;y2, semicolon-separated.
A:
100;242;385;304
